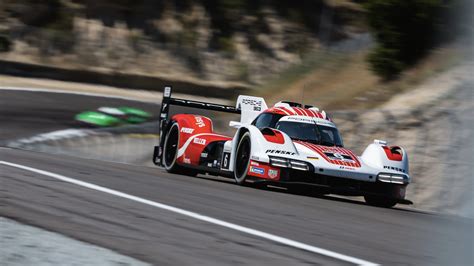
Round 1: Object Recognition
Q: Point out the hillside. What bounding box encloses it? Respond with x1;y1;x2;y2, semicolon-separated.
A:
0;0;365;86
260;40;470;110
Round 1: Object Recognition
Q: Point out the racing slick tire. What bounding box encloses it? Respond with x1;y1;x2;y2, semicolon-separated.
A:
163;122;197;176
234;132;251;185
364;195;397;208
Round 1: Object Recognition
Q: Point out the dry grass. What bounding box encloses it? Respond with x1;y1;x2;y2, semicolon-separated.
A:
258;42;468;111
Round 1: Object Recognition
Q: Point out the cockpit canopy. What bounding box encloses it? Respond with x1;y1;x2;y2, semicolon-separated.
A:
252;113;344;147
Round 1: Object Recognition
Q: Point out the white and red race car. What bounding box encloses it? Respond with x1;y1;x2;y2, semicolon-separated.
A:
153;86;412;208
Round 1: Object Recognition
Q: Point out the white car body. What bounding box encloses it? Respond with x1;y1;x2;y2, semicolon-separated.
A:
154;87;412;207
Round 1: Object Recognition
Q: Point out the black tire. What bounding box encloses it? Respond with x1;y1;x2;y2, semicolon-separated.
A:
364;195;397;208
163;122;197;176
234;132;251;185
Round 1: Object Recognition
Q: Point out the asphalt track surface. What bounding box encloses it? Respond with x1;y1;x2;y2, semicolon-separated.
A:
0;90;160;141
1;89;473;265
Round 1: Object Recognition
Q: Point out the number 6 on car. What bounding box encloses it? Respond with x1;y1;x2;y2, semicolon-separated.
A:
153;86;412;208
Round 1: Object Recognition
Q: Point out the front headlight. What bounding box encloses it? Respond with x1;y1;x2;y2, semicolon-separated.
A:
378;173;392;183
377;173;409;184
270;156;310;171
290;161;309;171
270;157;289;167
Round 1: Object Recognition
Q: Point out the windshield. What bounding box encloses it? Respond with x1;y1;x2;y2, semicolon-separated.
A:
276;121;343;147
252;113;284;129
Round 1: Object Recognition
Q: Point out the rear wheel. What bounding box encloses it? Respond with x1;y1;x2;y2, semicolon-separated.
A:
234;132;251;185
364;195;397;208
163;122;197;176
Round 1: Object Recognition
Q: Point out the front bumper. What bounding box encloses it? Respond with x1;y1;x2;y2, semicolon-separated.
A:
268;155;410;184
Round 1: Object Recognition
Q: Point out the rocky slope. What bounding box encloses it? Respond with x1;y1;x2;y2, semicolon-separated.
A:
0;0;365;86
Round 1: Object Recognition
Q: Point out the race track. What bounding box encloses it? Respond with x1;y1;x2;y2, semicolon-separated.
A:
0;90;159;140
1;89;473;265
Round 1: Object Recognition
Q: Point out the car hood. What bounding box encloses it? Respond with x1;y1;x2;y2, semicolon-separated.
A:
293;140;361;168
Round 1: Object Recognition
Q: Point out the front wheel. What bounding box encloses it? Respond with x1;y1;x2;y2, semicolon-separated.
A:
234;132;251;185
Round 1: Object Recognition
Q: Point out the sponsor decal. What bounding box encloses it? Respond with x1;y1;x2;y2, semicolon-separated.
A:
221;152;230;169
315;120;334;126
180;127;194;134
325;152;353;161
307;156;319;160
268;169;279;179
164;86;171;97
383;165;406;173
266;149;296;155
183;157;191;164
200;153;208;158
195;116;206;128
250;166;265;175
286;116;314;123
193;138;206;145
242;98;262;111
250;161;260;166
339;166;355;170
251;155;260;161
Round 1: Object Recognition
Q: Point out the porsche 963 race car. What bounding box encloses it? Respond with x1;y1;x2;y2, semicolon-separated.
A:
153;86;412;208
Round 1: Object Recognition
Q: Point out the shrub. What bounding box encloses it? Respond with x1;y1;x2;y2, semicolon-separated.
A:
364;0;468;80
0;35;12;52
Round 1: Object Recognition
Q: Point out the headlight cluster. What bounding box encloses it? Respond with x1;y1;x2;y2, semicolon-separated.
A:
377;173;409;184
269;157;311;171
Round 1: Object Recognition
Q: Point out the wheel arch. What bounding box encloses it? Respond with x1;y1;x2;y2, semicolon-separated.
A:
230;125;299;171
229;127;251;172
360;143;410;176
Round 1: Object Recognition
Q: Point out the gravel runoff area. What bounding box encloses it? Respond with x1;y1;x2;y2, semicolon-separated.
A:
0;217;150;266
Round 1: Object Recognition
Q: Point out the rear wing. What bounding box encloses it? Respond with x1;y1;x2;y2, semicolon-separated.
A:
153;85;267;165
154;86;240;165
158;85;240;134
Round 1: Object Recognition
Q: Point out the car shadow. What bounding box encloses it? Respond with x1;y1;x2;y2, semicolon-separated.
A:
194;173;423;214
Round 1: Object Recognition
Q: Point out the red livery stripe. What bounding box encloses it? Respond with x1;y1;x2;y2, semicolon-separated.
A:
281;107;296;115
296;141;361;168
293;107;303;115
263;106;332;121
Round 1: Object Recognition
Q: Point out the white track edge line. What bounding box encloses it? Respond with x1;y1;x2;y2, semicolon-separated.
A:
0;160;378;266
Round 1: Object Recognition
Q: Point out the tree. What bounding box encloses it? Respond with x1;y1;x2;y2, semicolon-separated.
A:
365;0;448;80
